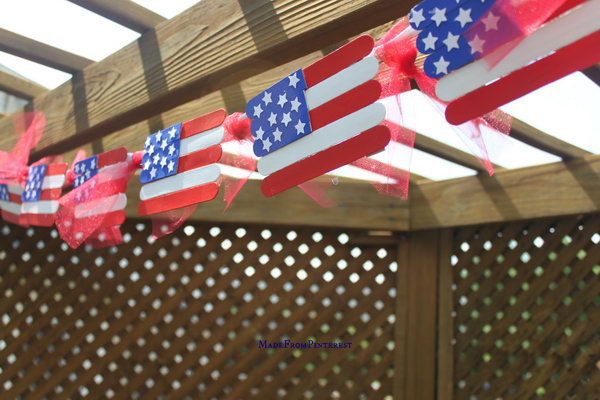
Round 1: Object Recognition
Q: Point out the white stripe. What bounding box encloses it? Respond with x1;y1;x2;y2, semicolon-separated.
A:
7;185;23;195
74;193;127;218
42;175;65;189
436;0;600;101
179;126;224;157
0;201;21;215
305;56;379;109
21;200;58;214
139;164;220;201
257;103;385;176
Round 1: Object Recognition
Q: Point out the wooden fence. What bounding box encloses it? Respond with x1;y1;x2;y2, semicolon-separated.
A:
0;214;597;399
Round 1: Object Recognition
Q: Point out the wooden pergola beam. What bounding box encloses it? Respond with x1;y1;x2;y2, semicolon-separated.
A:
0;0;419;161
582;64;600;87
0;69;46;99
414;133;502;173
509;118;591;160
0;28;93;74
67;0;166;33
410;154;600;230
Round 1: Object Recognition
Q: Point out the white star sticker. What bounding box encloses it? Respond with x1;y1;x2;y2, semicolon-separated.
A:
150;168;157;179
160;139;168;151
85;171;91;179
145;137;151;147
290;97;301;112
431;8;447;27
167;160;175;172
147;145;155;155
288;73;300;88
168;144;176;156
160;156;167;168
277;93;288;108
422;32;438;51
468;34;486;54
143;160;151;170
281;112;292;127
90;159;96;169
74;164;80;174
295;120;306;135
155;131;162;142
262;91;272;106
410;8;426;28
443;32;460;52
273;128;283;142
433;56;450;75
262;138;272;152
482;12;500;31
167;127;177;139
268;112;278;126
255;126;265;140
253;104;264;118
153;154;160;164
455;8;472;28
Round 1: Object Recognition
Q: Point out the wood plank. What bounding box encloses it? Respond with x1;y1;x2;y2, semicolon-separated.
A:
0;27;93;73
437;229;454;400
410;154;600;230
0;0;419;160
582;63;600;86
126;178;409;231
414;132;501;173
510;117;591;160
67;0;166;33
0;69;47;99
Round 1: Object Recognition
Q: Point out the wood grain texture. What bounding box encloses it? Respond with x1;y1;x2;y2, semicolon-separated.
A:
0;27;93;73
67;0;166;33
510;117;591;160
410;154;600;229
0;0;418;160
0;69;47;99
126;178;410;231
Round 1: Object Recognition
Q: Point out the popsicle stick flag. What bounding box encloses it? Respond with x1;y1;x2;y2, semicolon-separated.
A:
0;183;25;225
246;34;390;196
21;163;68;226
138;110;226;216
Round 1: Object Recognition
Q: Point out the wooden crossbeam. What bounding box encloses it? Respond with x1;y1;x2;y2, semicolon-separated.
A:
0;28;93;74
67;0;166;33
125;178;410;231
0;69;46;99
509;117;591;160
0;0;419;161
414;133;502;173
582;64;600;86
410;154;600;230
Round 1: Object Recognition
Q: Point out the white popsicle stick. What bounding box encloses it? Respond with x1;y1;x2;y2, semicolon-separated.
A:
7;185;23;195
0;201;21;214
305;56;379;109
21;200;59;214
179;126;224;156
139;164;220;201
75;193;127;218
257;103;386;176
436;0;600;101
42;175;66;190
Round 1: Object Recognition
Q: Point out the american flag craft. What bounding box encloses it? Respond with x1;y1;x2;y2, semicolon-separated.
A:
21;163;68;226
246;35;390;196
138;110;226;216
72;147;129;229
409;0;600;124
0;183;24;225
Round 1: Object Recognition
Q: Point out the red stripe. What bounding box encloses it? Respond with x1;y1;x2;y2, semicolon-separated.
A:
22;213;55;227
98;147;128;168
2;211;25;226
45;163;68;175
76;210;125;228
445;30;600;126
303;35;374;88
8;193;21;203
39;189;62;201
138;182;219;216
180;109;226;139
309;80;381;130
262;125;391;197
177;145;223;173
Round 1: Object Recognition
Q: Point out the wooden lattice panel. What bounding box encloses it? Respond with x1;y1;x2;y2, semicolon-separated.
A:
452;215;600;399
0;220;397;399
